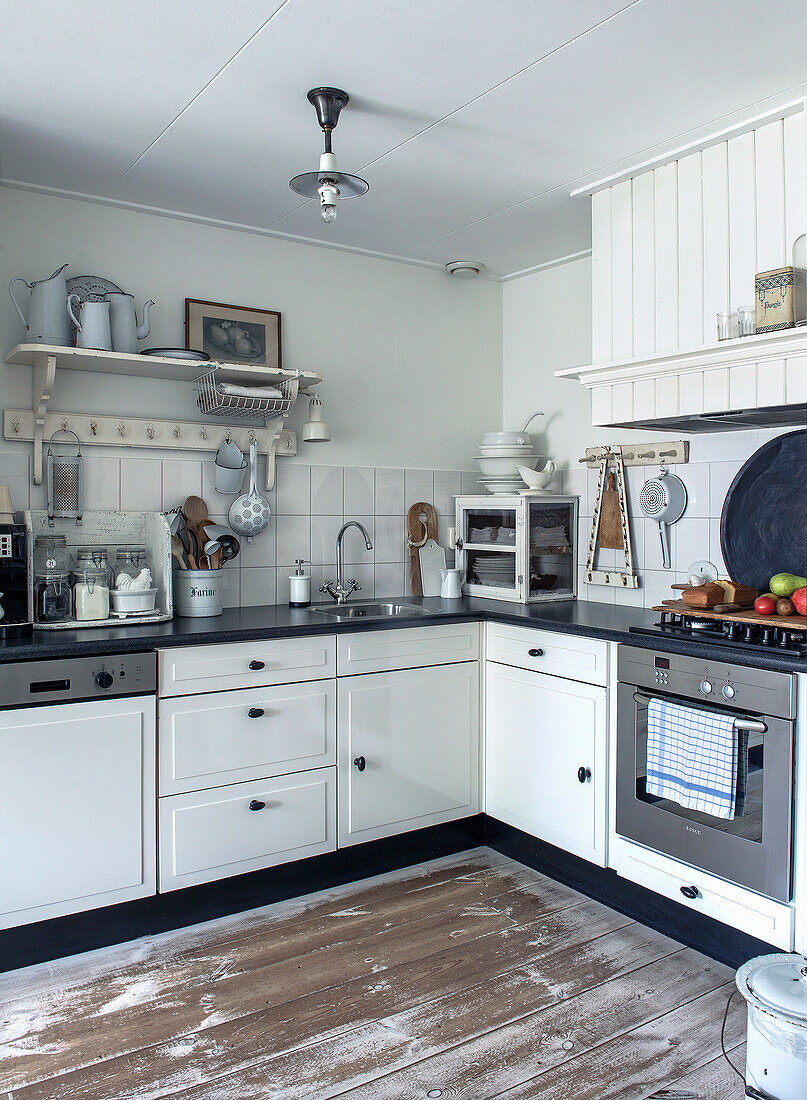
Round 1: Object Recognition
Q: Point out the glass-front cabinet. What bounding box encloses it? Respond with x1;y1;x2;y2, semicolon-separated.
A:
454;495;578;603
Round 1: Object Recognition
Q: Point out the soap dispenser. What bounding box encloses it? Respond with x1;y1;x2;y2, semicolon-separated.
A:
289;559;311;608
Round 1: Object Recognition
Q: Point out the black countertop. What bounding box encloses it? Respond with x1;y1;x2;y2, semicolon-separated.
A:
1;598;803;674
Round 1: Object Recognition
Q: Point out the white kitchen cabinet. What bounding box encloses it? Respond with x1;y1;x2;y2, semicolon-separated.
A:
158;635;336;697
338;661;480;846
159;767;336;891
485;661;607;866
486;623;608;686
159;680;336;795
337;622;479;676
0;697;156;929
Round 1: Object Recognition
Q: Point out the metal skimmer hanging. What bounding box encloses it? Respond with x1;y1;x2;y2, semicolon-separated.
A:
46;428;83;526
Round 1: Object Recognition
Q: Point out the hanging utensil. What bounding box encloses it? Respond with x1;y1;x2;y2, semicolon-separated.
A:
228;437;271;542
639;464;687;569
45;428;83;527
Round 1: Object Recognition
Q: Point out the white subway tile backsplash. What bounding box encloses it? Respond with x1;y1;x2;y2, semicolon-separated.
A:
276;463;310;515
121;457;161;511
562;468;588;514
681;462;710;518
461;471;483;495
162;459;201;511
708;460;737;517
374;468;404;514
340;517;374;565
344;466;375;514
311;465;343;515
374;562;406;598
405;469;434;506
241;566;277;607
433;470;462;515
374;514;406;563
710;519;727;574
674;518;711;574
238;521;277;568
310;514;344;566
346;562;374;598
220;566;241;609
276;515;311;567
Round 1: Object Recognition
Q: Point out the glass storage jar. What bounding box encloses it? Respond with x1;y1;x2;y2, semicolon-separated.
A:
33;534;71;577
794;233;806;326
34;570;72;624
74;547;114;589
73;565;110;621
114;546;150;586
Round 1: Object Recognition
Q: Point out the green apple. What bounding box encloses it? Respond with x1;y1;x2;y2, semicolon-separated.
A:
769;573;807;597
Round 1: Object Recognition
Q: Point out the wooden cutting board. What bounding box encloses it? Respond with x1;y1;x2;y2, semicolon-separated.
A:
656;600;807;630
407;502;438;596
598;472;624;549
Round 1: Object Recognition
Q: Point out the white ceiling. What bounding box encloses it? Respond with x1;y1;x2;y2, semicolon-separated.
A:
3;0;806;277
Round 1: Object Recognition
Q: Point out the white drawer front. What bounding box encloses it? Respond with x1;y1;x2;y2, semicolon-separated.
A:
486;623;608;686
159;681;336;795
159;635;336;697
337;622;480;676
611;836;794;950
159;768;336;891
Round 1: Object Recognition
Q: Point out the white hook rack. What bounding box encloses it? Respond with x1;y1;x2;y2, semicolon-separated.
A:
4;409;297;490
578;440;689;468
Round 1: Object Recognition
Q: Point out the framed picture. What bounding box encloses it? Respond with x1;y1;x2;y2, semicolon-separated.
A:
185;299;282;370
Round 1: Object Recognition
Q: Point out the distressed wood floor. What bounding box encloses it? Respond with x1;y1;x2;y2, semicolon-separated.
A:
0;848;747;1099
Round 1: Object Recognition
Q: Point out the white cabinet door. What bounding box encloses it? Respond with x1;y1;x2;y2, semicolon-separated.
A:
485;662;607;866
158;635;336;697
159;680;336;795
337;623;479;677
338;663;480;846
0;697;156;929
159;767;336;891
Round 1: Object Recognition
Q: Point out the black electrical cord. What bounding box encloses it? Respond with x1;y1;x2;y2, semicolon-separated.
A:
721;989;745;1079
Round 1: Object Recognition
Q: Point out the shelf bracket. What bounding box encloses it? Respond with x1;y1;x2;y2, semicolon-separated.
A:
31;352;57;484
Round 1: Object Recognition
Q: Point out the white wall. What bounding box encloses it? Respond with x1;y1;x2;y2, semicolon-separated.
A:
0;187;502;470
503;255;793;608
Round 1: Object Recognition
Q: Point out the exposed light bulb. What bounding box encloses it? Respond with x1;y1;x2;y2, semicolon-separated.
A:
318;179;339;225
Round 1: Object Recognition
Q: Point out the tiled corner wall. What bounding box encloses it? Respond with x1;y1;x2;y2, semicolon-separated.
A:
0;448;481;608
560;459;737;609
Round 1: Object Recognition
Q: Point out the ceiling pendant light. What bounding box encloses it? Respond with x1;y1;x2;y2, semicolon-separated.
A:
289;88;369;224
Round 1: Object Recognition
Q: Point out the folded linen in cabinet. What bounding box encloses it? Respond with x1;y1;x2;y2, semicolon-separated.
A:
646;697;744;820
215;382;284;399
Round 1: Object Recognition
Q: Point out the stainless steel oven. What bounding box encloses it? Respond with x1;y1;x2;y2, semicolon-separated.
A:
616;644;796;902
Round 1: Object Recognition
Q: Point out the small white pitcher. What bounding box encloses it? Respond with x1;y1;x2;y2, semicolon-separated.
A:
439;568;464;599
67;294;112;351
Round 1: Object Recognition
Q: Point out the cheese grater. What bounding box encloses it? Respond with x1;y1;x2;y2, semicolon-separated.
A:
46;429;83;526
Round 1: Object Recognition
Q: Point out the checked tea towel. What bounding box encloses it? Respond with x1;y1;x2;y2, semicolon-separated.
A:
646;697;744;820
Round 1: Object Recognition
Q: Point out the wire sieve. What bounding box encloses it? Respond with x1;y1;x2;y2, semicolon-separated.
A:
46;429;83;526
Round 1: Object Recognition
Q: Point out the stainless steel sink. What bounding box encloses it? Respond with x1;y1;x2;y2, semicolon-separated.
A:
312;601;435;621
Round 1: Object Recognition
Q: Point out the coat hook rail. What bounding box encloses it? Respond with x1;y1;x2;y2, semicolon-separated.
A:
578;440;689;468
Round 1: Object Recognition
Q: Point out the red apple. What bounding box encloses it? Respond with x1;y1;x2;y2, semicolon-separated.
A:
792;586;807;616
755;595;776;616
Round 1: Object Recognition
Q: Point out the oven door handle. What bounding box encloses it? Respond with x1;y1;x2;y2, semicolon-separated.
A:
632;691;767;735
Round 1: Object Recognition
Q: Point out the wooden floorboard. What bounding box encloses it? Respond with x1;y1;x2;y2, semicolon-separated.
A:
0;848;745;1100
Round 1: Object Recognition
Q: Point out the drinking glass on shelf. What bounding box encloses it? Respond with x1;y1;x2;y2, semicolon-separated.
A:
738;307;756;337
716;311;740;341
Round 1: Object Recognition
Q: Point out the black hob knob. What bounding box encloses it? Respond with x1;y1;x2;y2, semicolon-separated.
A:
761;627;775;646
777;630;792;648
744;624;757;643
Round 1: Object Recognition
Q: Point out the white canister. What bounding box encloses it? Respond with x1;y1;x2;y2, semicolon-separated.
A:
736;953;807;1099
173;568;223;617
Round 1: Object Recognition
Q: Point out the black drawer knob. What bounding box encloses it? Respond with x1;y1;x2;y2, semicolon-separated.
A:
248;707;265;719
577;766;592;784
680;885;699;900
248;799;266;811
528;648;544;657
354;756;366;772
249;660;265;671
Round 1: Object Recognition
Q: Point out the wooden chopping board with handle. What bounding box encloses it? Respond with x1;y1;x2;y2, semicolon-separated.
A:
407;502;438;596
598;472;624;549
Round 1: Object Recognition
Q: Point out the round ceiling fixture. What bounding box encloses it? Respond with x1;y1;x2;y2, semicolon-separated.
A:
445;260;485;278
289;87;369;224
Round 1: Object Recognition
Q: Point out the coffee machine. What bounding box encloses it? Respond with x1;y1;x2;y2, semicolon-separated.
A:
0;522;32;639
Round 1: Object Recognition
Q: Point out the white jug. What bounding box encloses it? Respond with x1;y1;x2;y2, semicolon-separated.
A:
67;294;112;351
439;568;464;599
104;292;155;353
9;263;71;346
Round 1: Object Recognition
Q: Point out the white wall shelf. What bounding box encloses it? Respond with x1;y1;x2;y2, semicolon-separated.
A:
4;343;322;489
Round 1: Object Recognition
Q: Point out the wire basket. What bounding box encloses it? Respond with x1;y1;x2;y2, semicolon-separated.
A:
195;365;298;419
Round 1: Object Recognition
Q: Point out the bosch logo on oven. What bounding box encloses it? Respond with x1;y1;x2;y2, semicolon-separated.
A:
684;825;702;836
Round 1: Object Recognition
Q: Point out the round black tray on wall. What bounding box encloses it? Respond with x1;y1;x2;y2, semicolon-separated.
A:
720;428;807;592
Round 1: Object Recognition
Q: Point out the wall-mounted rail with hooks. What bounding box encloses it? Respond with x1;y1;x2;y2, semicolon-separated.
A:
578;440;690;468
3;343;322;490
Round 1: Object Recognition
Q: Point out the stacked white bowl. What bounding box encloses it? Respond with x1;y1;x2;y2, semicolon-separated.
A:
475;430;539;494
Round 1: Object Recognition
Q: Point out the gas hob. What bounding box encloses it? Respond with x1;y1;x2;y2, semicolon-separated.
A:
629;609;807;658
